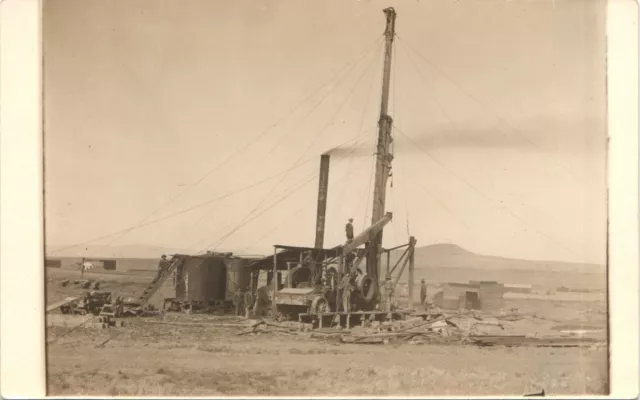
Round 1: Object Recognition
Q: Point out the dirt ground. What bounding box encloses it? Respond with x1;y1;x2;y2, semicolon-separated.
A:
45;268;608;396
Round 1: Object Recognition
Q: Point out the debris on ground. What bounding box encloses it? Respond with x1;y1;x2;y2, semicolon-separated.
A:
236;319;305;336
285;310;607;348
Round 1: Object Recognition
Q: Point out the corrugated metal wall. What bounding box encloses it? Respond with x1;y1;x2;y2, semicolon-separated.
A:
175;257;226;302
223;258;250;300
174;256;252;302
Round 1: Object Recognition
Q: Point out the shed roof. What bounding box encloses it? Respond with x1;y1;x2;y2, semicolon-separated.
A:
248;246;342;271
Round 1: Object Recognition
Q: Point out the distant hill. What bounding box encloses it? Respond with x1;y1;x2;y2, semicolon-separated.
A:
46;242;606;289
47;242;605;274
391;243;605;274
46;244;192;259
386;243;606;289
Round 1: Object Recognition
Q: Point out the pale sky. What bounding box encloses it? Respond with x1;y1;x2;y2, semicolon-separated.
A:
44;0;607;265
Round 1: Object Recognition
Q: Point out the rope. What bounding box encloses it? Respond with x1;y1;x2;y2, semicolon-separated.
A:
202;44;383;253
238;136;374;253
177;39;379;247
396;33;577;183
48;35;384;258
393;123;582;260
336;45;382;221
48;158;321;255
197;172;320;254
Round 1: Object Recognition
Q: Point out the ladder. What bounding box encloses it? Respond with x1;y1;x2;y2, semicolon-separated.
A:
138;257;183;306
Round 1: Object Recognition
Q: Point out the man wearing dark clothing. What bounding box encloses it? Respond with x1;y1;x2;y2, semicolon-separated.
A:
253;286;270;317
243;287;253;318
420;279;427;307
157;255;170;280
345;218;354;242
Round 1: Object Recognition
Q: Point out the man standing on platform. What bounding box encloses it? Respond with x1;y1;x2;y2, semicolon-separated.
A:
345;218;354;243
339;273;353;312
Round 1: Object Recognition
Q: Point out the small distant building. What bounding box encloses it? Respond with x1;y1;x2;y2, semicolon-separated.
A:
102;260;117;270
45;259;62;268
433;281;504;311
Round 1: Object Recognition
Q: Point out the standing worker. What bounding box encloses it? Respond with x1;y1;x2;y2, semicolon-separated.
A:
382;277;394;312
339;273;353;312
243;286;253;319
420;279;427;308
345;218;354;243
156;255;170;280
253;285;269;318
234;287;244;317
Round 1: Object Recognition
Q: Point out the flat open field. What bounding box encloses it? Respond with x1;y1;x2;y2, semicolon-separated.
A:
45;268;608;396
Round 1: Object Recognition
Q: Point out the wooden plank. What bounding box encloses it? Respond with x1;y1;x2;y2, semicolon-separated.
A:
46;296;80;312
341;335;386;344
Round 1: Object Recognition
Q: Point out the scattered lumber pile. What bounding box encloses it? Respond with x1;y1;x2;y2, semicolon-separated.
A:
333;311;605;347
236;319;309;336
339;314;461;345
231;310;605;348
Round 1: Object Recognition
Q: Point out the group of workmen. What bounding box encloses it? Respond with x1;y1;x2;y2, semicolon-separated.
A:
232;284;272;318
346;218;432;312
232;286;254;318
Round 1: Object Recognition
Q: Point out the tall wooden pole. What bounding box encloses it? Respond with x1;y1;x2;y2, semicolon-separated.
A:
271;247;278;316
408;236;416;309
367;7;397;302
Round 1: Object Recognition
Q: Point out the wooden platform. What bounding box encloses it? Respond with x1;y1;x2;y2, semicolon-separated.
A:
297;310;410;329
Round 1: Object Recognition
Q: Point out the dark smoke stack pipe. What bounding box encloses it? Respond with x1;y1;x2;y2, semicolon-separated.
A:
315;154;330;248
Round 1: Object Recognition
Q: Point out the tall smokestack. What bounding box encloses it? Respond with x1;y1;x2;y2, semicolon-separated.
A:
315;154;330;248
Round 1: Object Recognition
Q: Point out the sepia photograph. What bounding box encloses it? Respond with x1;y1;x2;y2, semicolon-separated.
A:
41;0;611;396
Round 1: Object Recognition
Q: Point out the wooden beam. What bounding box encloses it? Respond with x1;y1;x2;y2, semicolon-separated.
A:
384;243;410;252
271;247;278;316
342;212;393;254
408;236;416;309
392;252;411;290
388;246;410;278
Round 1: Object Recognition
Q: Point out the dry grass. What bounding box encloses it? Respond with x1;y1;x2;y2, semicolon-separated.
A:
46;314;608;396
45;268;608;396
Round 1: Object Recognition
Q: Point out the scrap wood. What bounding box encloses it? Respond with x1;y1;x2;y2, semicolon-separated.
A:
394;315;453;333
314;327;348;334
237;319;299;336
468;335;601;348
341;335;387;344
310;332;343;339
143;320;214;328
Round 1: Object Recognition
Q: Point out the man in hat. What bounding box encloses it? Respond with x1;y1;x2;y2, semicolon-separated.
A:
420;279;428;307
156;255;170;280
345;218;354;243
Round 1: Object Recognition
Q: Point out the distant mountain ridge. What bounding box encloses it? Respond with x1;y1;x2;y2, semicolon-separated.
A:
392;243;605;274
47;242;605;274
